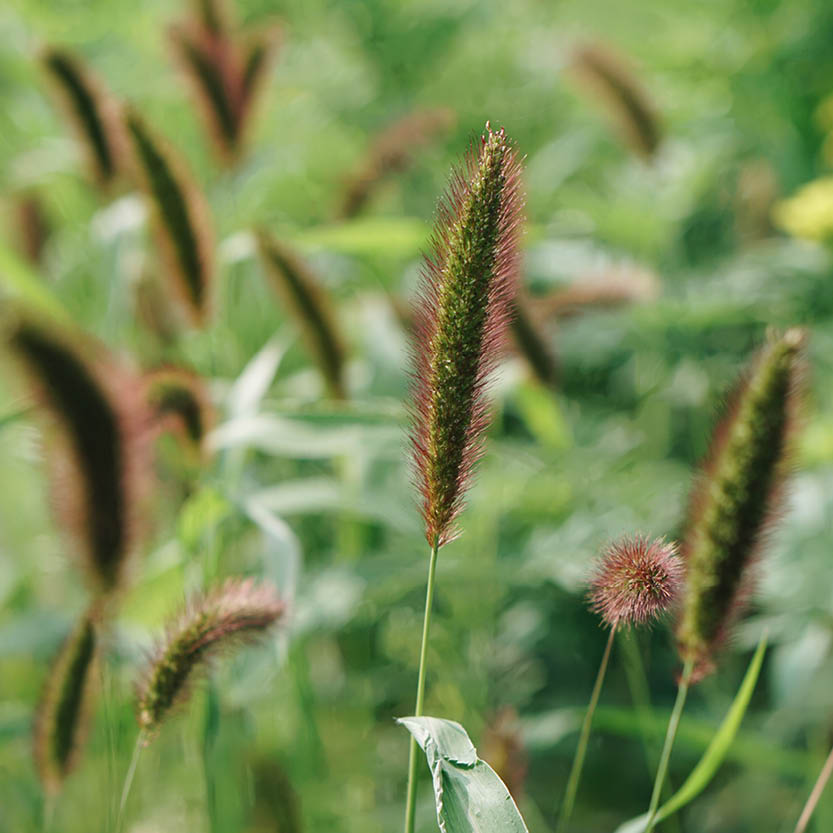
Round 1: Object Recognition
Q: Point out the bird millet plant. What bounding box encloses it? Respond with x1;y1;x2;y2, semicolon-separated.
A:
403;123;523;833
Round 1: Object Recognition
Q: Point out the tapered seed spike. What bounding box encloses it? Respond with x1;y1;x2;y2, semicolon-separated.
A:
7;318;150;594
339;108;456;219
676;329;805;680
136;578;285;738
34;609;100;794
570;42;661;160
257;232;348;400
410;123;524;546
40;46;124;187
124;110;215;326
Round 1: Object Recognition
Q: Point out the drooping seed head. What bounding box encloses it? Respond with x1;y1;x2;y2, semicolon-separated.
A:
589;536;683;628
7;318;152;595
339;108;456;219
124;109;215;326
676;329;805;680
144;366;213;454
34;609;100;794
410;123;524;546
509;297;559;387
13;192;51;266
257;231;348;400
39;46;125;188
570;42;661;160
136;578;285;737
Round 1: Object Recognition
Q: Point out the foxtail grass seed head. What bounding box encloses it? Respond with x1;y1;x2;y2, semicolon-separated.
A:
13;192;51;266
676;329;805;680
40;46;124;188
410;123;523;546
34;610;99;794
509;297;559;388
589;536;683;628
7;319;152;595
339;108;456;219
124;109;215;326
257;232;348;400
136;578;285;737
570;42;660;160
144;366;213;453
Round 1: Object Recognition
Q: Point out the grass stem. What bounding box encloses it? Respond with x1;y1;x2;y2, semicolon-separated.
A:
644;659;694;833
555;625;617;833
403;537;440;833
794;744;833;833
116;731;145;832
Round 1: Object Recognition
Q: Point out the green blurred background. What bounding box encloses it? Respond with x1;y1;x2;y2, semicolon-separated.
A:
3;0;833;830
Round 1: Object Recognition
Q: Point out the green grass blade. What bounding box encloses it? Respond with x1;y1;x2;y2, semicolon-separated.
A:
614;631;768;833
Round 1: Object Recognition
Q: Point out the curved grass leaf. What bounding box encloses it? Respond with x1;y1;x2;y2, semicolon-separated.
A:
0;241;69;323
398;716;529;833
614;631;768;833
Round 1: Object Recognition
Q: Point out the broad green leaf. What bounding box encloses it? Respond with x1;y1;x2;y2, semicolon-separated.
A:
614;632;768;833
398;716;529;833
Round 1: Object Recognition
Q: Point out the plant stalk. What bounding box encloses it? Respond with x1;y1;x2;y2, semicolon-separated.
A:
116;731;145;833
403;537;440;833
644;659;694;833
555;625;617;833
794;744;833;833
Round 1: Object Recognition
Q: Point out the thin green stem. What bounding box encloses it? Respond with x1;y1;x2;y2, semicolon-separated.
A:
619;630;681;833
794;744;833;833
644;659;694;833
403;537;440;833
116;731;145;833
555;625;617;833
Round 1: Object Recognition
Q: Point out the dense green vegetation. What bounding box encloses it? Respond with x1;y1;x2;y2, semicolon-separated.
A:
3;0;833;831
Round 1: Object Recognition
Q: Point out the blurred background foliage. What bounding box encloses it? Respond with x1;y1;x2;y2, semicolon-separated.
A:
2;0;833;831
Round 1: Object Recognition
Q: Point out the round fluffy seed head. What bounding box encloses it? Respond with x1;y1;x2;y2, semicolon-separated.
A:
136;578;285;737
589;536;683;628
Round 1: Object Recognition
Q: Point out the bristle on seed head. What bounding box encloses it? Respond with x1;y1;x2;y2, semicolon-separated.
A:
676;328;805;680
409;123;524;547
136;578;285;737
589;536;683;628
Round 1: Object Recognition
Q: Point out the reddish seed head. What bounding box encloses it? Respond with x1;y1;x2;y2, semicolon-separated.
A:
589;536;683;628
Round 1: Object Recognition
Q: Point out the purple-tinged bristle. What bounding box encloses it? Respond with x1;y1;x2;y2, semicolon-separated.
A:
589;536;683;628
409;123;524;546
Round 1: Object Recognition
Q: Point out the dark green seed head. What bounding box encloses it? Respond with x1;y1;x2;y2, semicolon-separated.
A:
676;329;805;679
124;109;214;325
257;232;348;400
34;611;99;794
410;123;524;546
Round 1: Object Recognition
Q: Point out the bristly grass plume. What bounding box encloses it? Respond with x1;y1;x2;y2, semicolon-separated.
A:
410;123;523;547
590;536;683;629
124;109;215;326
339;108;455;219
34;609;99;794
676;328;805;681
570;42;661;160
7;319;150;596
556;536;682;833
144;366;213;454
136;578;285;737
257;231;348;400
40;46;125;188
168;12;280;164
403;122;523;833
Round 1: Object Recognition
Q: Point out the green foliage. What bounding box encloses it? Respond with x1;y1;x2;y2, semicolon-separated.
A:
399;717;529;833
